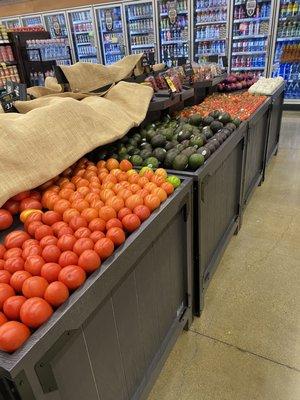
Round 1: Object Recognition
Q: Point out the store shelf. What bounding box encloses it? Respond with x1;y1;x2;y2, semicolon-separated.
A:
162;39;187;45
74;31;91;35
160;10;188;17
233;34;268;40
231;66;265;70
131;44;154;49
105;51;122;55
196;20;227;26
2;60;18;65
232;51;266;55
72;19;92;24
277;36;300;42
102;29;123;34
195;37;226;42
128;14;153;21
234;17;269;23
284;98;300;104
78;54;97;58
129;30;150;35
77;42;92;46
196;53;225;57
279;15;300;21
0;41;10;45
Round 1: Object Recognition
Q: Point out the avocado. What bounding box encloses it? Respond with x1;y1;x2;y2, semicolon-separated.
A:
189;114;202;126
128;138;138;147
214;132;225;144
197;146;211;160
210;120;224;133
132;133;142;143
119;154;130;160
181;139;190;149
182;124;194;133
181;146;197;157
192;126;201;136
144;157;159;169
151;134;167;148
152;147;167;162
178;131;192;142
118;146;128;157
140;149;152;159
188;153;204;170
219;131;227;142
209;110;220;119
165;141;176;151
203;116;214;126
202;126;213;139
126;145;136;155
140;141;152;150
199;133;207;145
206;141;216;153
232;118;241;127
146;129;157;141
211;138;220;150
220;128;231;138
164;149;180;168
131;155;143;166
189;135;204;148
225;122;237;132
172;154;188;170
218;112;231;124
161;128;174;141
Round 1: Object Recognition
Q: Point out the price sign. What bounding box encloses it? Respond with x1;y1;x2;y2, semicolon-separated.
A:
177;57;186;66
208;55;219;63
246;0;257;17
6;81;27;101
183;63;194;77
161;73;177;93
0;92;15;113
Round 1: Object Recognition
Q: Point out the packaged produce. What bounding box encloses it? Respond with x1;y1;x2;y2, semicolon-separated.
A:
248;77;284;95
217;72;259;92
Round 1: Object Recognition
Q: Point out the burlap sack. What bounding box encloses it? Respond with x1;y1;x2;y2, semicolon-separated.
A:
0;82;153;206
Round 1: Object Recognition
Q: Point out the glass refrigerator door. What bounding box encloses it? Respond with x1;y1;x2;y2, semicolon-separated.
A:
271;0;300;101
44;13;69;40
157;0;190;66
124;1;156;61
21;15;44;27
96;5;126;65
193;0;228;65
231;0;272;75
2;18;21;29
68;9;98;63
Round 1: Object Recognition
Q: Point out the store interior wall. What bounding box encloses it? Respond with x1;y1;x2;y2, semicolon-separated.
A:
0;0;116;17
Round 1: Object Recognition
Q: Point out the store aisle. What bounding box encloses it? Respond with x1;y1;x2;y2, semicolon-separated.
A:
147;112;300;400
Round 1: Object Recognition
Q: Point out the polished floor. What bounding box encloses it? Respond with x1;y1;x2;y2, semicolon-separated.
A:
148;112;300;400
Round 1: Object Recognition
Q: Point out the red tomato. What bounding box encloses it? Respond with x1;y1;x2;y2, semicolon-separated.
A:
117;207;132;220
35;225;54;241
24;211;42;228
10;271;32;293
3;296;26;320
0;321;30;352
0;260;5;270
4;257;24;274
81;208;98;223
98;206;116;222
78;250;101;273
42;245;61;263
24;255;45;276
11;191;30;202
106;218;123;230
41;263;61;283
3;247;22;260
0;283;15;309
125;194;143;210
57;234;77;251
0;270;11;284
0;244;6;259
4;231;30;249
44;281;69;307
3;200;19;215
73;238;94;256
144;194;161;211
53;199;71;215
58;265;86;290
29;191;41;201
122;214;141;233
56;227;74;238
22;245;42;259
22;276;48;298
119;159;132;171
105;196;125;212
39;235;58;249
90;231;105;243
88;218;106;232
26;221;43;236
74;227;91;239
94;238;114;259
20;297;53;329
69;216;88;231
19;198;42;212
0;312;7;326
106;227;125;247
51;221;68;235
63;208;80;224
42;211;61;226
58;251;78;268
22;238;39;249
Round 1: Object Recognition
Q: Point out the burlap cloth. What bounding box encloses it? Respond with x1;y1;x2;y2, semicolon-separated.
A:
0;77;153;206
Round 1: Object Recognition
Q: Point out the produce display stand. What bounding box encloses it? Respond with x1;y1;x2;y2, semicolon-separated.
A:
185;73;227;106
166;122;247;316
0;179;193;400
241;98;271;213
263;82;285;174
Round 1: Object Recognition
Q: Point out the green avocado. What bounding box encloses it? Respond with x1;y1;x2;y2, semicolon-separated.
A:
210;120;224;133
131;155;143;166
144;157;159;168
164;149;180;168
172;154;188;170
152;147;167;162
218;112;232;124
225;122;237;132
189;114;202;126
209;110;221;119
189;135;204;148
181;147;197;157
232;118;241;127
188;153;204;170
203;116;214;126
140;149;152;159
202;126;213;139
151;134;167;148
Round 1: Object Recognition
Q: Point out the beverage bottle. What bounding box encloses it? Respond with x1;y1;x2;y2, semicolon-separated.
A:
292;2;298;16
256;4;260;18
287;2;293;16
249;22;253;35
255;21;260;35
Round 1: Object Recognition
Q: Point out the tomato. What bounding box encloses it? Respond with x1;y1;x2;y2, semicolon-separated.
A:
59;188;74;200
144;182;157;192
0;260;5;270
19;198;42;212
39;235;58;249
0;283;15;309
81;208;98;223
133;205;151;222
63;208;80;223
0;321;30;352
106;159;119;171
24;255;45;276
90;199;104;209
35;225;54;241
105;196;124;212
58;251;78;268
98;206;116;222
88;218;106;232
74;227;91;239
26;221;43;236
151;175;165;187
117;207;132;220
90;231;105;243
0;244;6;259
22;239;39;250
57;234;77;252
22;276;48;298
144;194;161;211
53;199;71;215
42;211;62;226
56;226;74;238
4;247;22;260
10;271;32;293
0;209;13;231
0;270;12;284
122;214;141;233
29;191;41;201
78;250;101;274
4;231;30;250
69;191;84;203
106;227;125;247
51;221;68;235
42;245;61;263
0;312;7;326
58;265;86;290
3;296;26;320
44;281;69;308
160;182;174;195
117;188;132;201
3;200;19;215
125;194;143;210
94;238;114;259
20;297;53;329
77;179;90;188
11;191;30;202
69;216;88;231
77;186;90;197
119;159;132;172
138;176;149;187
4;257;24;274
41;263;61;283
85;193;100;204
151;187;167;202
73;238;94;256
155;168;168;179
128;174;140;184
72;199;89;212
20;209;42;223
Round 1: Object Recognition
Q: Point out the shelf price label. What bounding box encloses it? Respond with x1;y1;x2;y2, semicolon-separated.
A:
161;73;177;93
246;0;257;17
183;63;194;77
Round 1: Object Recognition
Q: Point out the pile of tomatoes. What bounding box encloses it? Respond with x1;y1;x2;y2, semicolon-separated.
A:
0;158;177;353
180;92;267;121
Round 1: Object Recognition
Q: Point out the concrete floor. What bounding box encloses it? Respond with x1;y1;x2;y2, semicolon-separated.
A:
147;112;300;400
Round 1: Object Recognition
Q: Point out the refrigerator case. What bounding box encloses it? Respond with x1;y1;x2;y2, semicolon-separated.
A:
44;12;69;40
270;0;300;101
1;18;21;29
21;15;44;28
68;8;99;63
231;0;273;75
156;0;190;66
124;1;157;61
95;4;127;65
192;0;229;67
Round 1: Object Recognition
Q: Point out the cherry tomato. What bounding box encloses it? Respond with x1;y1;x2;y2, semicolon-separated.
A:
20;297;53;329
78;250;101;274
69;216;88;231
0;321;30;352
3;200;19;215
0;283;15;309
3;296;26;320
44;281;69;308
11;191;30;202
122;214;141;233
58;251;78;268
22;245;42;259
4;231;30;249
117;207;132;220
4;257;24;274
10;271;32;293
73;238;94;256
58;265;86;290
106;227;125;247
42;211;62;226
22;276;48;298
0;270;12;284
41;263;62;283
74;227;91;239
133;205;150;222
